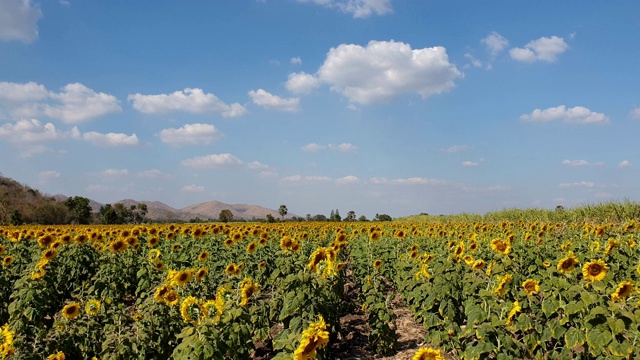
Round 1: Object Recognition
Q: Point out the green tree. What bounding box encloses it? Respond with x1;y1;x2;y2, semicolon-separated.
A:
346;210;356;221
64;196;93;224
266;214;276;223
10;209;23;225
219;209;233;223
278;205;288;220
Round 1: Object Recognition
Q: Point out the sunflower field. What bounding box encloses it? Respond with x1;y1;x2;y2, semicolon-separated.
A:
1;218;639;359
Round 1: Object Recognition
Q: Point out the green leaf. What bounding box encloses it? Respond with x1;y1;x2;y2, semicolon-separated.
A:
607;317;626;335
564;328;586;349
548;319;566;339
586;326;612;356
542;298;560;317
609;340;633;357
466;305;487;326
564;301;584;315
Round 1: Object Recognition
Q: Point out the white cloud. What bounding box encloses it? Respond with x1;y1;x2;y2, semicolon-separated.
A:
82;131;139;146
285;72;321;95
442;145;469;153
44;83;122;123
520;105;609;124
247;161;269;170
561;159;604;167
464;53;483;69
510;36;568;63
248;89;300;112
297;0;392;18
335;175;360;185
0;82;121;123
181;153;243;169
369;177;447;185
128;88;247;118
280;175;332;183
0;119;73;143
181;185;205;193
328;143;358;152
462;161;478;167
290;57;302;65
0;81;48;102
481;31;509;57
37;170;60;184
301;143;326;152
619;160;632;169
0;0;42;42
159;123;222;146
558;181;595;188
630;107;640;119
258;170;278;178
317;40;462;105
100;169;129;177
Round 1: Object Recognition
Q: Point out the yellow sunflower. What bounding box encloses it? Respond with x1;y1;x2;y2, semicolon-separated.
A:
246;241;257;254
506;300;521;326
195;267;208;281
293;315;330;360
239;278;260;306
2;255;14;267
557;252;579;274
582;259;609;282
46;351;65;360
61;302;81;320
490;238;511;256
494;273;513;297
611;281;634;302
472;259;485;270
522;279;540;295
412;347;445;360
85;299;101;316
373;259;383;270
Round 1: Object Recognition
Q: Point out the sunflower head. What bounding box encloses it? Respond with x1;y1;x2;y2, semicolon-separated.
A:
522;279;540;295
582;259;609;282
412;347;445;360
373;259;383;270
85;299;101;316
196;267;208;281
198;250;209;262
61;303;81;320
611;281;634;302
557;252;579;274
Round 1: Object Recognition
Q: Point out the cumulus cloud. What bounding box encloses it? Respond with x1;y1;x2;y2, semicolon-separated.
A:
44;83;122;123
159;123;222;146
462;161;478;167
297;0;392;18
561;159;604;167
510;36;568;63
0;82;121;123
369;177;447;185
82;132;139;146
335;175;360;185
137;169;168;178
128;88;247;118
558;181;595;188
180;153;243;169
181;185;205;193
248;89;300;112
481;31;509;57
0;119;77;143
630;107;640;119
317;40;462;105
290;57;302;65
285;72;321;95
619;160;632;169
301;143;326;152
0;0;42;42
520;105;609;124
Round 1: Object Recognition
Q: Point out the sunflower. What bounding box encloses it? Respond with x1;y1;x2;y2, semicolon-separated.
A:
463;255;474;265
172;243;182;251
557;252;579;274
225;263;240;275
164;290;180;306
468;241;478;252
590;241;601;253
542;260;551;268
582;259;609;282
197;250;209;262
1;323;15;358
293;315;330;360
490;238;511;256
307;248;329;272
172;269;193;286
412;347;445;360
239;278;260;306
472;259;485;270
505;300;521;326
0;244;5;256
454;243;465;257
147;236;160;248
37;234;55;249
42;248;58;261
147;249;161;263
2;256;14;267
196;267;208;281
85;299;101;316
369;231;381;242
494;274;513;297
180;296;199;324
109;239;128;254
611;281;634;302
280;236;293;250
373;259;383;270
61;302;81;320
522;279;540;295
409;250;419;259
258;237;268;246
154;284;171;303
154;261;165;270
46;351;65;360
290;241;301;253
258;261;267;270
604;238;619;255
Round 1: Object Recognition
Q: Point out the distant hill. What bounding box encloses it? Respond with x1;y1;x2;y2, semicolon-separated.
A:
1;174;293;223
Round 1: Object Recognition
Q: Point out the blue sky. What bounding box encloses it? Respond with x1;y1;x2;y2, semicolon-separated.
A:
1;0;639;218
